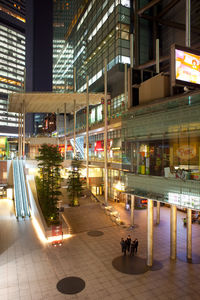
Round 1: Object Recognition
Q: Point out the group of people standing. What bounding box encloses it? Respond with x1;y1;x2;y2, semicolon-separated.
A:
120;235;138;256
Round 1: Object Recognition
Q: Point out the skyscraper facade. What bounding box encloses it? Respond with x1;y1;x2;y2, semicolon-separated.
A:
0;0;25;136
53;0;130;97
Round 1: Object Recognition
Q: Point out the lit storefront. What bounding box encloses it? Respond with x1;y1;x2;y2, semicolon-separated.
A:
124;137;200;181
122;92;200;210
0;137;9;160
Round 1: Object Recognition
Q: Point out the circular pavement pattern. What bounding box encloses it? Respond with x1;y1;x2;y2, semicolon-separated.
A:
112;255;148;275
177;252;200;264
87;230;104;237
57;277;85;294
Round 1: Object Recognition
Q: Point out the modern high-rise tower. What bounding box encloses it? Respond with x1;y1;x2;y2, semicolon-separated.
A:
0;0;25;137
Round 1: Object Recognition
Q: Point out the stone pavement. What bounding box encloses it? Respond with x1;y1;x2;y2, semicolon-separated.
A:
1;195;200;300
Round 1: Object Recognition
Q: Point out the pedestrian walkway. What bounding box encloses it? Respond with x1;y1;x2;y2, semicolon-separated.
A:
94;194;132;227
1;196;200;300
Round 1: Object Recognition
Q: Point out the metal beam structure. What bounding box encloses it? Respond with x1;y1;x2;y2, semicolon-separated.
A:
137;55;169;70
140;14;200;35
137;0;161;16
157;0;180;18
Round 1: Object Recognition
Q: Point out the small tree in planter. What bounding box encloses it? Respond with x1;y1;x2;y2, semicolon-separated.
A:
36;144;63;225
67;157;83;206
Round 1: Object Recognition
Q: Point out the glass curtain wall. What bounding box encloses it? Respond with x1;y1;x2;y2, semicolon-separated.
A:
0;24;25;130
122;94;200;182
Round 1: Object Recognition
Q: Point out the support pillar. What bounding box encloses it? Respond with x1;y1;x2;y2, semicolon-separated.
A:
57;109;59;147
147;199;154;267
104;58;108;206
124;63;128;108
86;76;89;189
187;208;192;260
156;38;160;73
156;201;160;225
23;100;25;158
131;195;135;226
64;103;67;160
130;34;134;68
18;112;21;157
20;104;23;157
73;100;76;158
186;0;191;47
170;205;177;260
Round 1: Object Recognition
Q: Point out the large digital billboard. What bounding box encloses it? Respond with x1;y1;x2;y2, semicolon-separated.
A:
171;44;200;87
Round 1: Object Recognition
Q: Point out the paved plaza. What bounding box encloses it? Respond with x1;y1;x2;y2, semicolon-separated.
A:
0;196;200;300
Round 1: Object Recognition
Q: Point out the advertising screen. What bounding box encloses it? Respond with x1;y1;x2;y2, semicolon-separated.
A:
175;49;200;85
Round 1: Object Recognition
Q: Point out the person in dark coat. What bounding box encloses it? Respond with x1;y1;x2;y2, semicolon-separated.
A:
130;240;135;256
126;235;131;252
120;238;125;253
120;238;127;256
134;238;138;253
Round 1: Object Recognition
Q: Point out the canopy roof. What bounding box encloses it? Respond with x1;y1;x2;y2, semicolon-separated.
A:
8;92;109;113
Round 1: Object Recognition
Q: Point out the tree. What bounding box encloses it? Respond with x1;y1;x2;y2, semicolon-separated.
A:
67;157;83;206
36;144;63;224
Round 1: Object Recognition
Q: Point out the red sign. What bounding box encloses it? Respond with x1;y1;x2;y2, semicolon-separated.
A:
59;144;65;153
45;119;48;129
94;140;110;152
67;145;73;151
52;224;63;245
95;141;104;152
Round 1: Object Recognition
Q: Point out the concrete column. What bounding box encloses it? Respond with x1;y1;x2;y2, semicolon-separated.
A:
187;208;192;260
64;103;66;160
22;100;25;158
20;104;23;157
73;67;76;92
170;205;177;260
86;76;89;188
18;112;21;157
57;109;59;147
130;34;134;68
73;100;76;158
147;199;154;267
104;58;108;206
156;38;160;73
124;63;128;108
156;201;160;225
186;0;191;47
131;195;135;226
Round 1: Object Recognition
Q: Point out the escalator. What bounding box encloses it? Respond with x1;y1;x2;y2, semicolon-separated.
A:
70;137;85;159
13;159;30;219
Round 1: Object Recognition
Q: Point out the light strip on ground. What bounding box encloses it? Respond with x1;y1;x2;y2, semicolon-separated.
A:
30;209;72;244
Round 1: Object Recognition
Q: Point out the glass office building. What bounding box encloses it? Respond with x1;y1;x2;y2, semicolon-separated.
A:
53;0;130;94
0;1;25;136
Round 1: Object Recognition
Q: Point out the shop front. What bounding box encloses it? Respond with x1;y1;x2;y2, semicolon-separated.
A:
0;137;9;160
124;135;200;181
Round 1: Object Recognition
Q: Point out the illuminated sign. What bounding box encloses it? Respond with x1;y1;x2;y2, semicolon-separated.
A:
171;44;200;87
176;145;196;160
95;141;104;152
67;145;73;151
59;144;65;153
176;49;200;84
94;140;111;152
168;192;200;210
52;224;63;246
45;119;48;129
